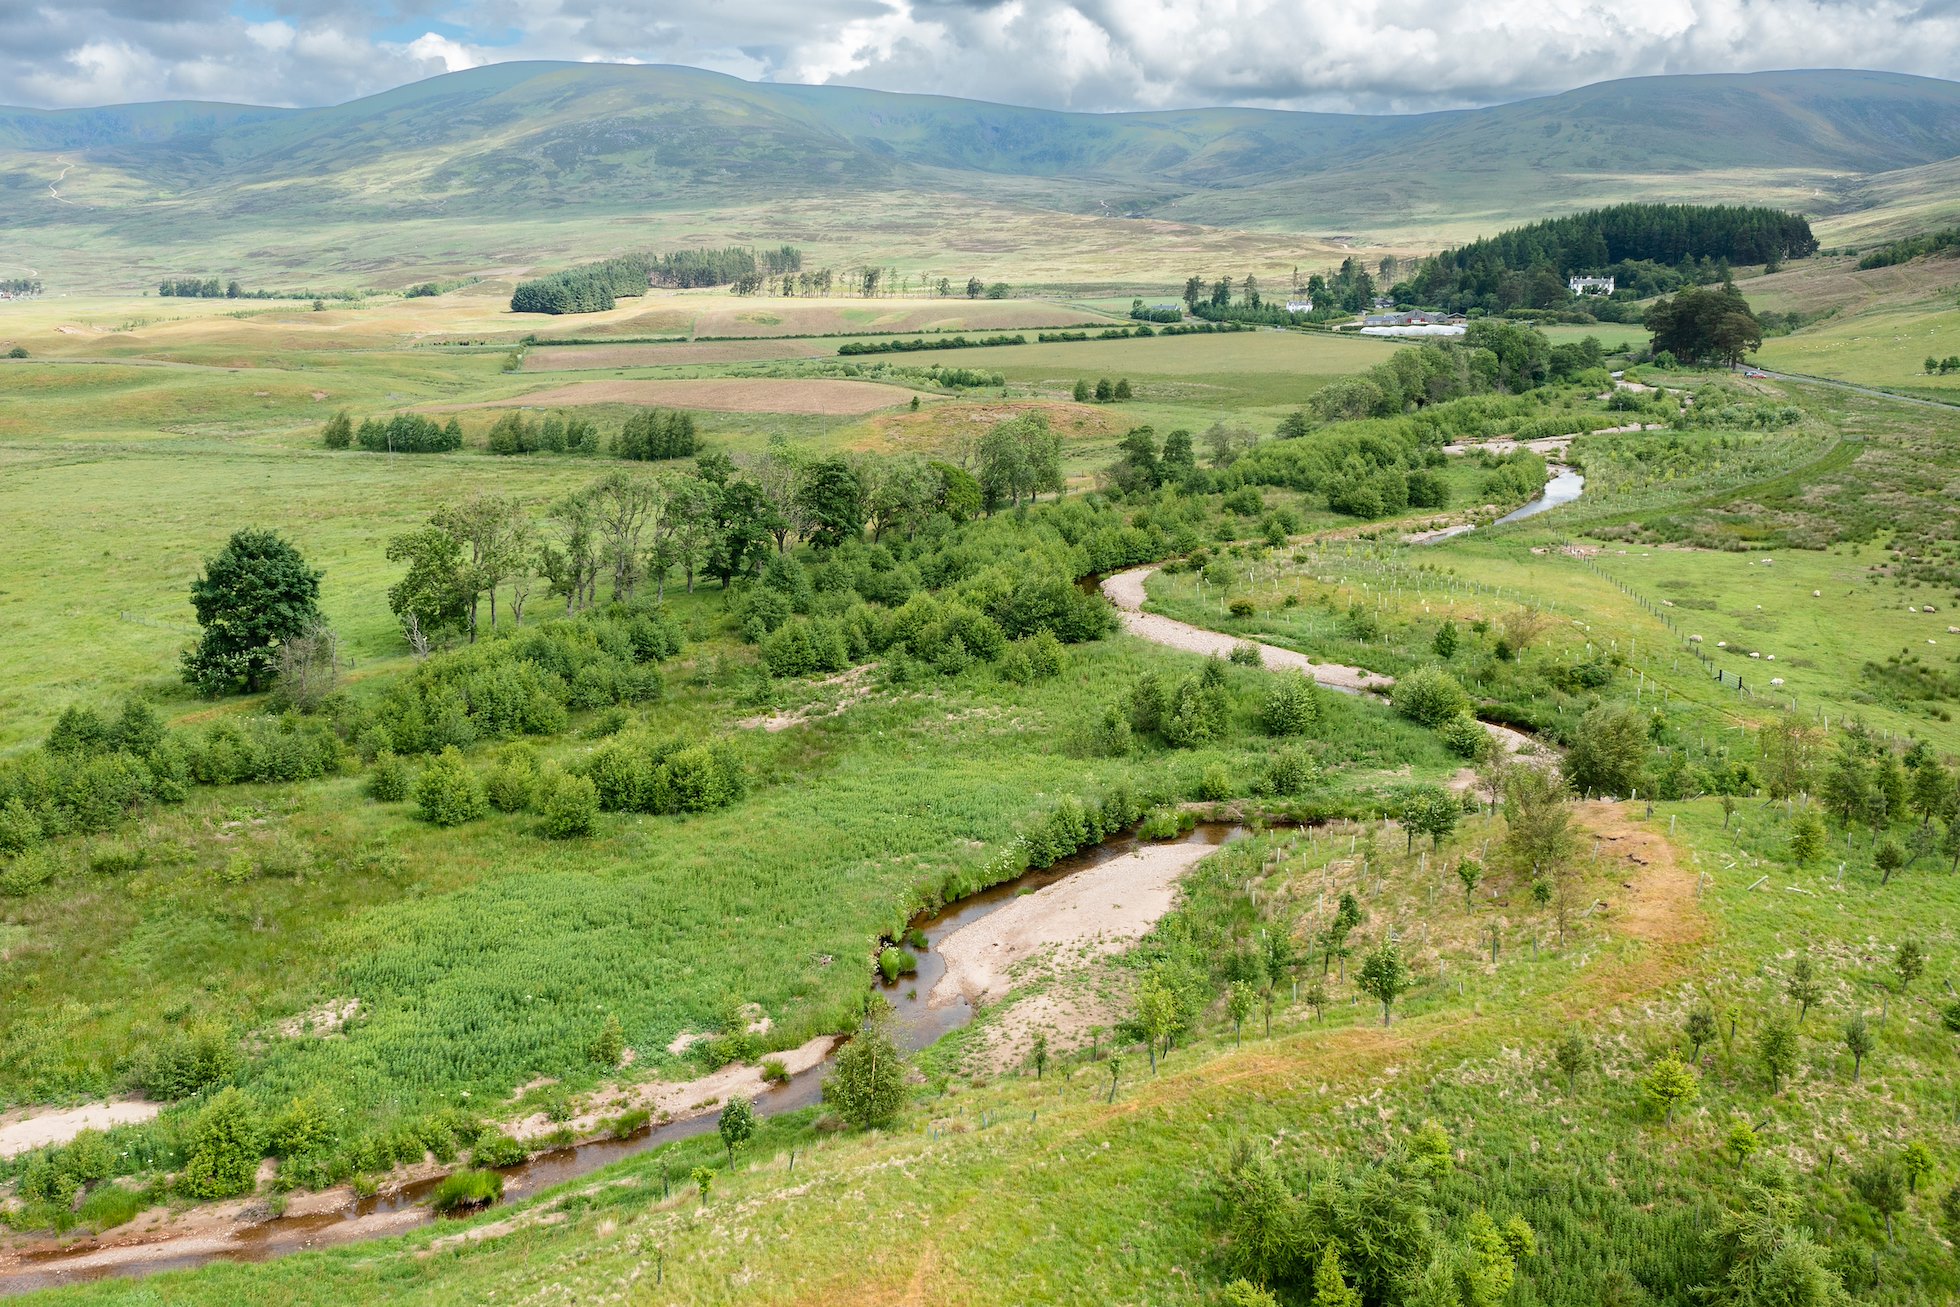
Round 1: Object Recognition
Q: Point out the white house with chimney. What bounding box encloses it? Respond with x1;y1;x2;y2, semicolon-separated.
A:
1569;275;1615;296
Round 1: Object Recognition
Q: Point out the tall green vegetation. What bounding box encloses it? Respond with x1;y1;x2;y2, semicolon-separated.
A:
510;253;658;314
181;530;323;695
509;247;804;312
1644;282;1764;368
1855;225;1960;269
823;1014;907;1129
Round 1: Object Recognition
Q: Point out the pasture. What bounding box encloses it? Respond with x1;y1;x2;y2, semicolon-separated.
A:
9;269;1960;1307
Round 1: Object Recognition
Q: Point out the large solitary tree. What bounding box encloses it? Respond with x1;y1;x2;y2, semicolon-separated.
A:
1644;282;1763;368
182;529;322;695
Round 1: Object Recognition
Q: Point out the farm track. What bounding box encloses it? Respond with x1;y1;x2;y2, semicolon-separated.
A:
1756;368;1960;411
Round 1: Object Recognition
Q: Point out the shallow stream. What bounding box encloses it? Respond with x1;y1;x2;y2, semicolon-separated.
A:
3;824;1243;1293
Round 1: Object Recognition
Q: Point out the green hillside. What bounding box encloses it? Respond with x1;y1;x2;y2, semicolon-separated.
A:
2;64;1959;286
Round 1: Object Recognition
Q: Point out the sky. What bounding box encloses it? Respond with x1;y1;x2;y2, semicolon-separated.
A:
3;0;1958;114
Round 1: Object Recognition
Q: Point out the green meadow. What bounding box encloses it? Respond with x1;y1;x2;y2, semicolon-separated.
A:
7;229;1960;1307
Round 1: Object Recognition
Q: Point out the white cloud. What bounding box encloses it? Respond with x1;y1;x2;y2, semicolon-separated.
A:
244;21;296;54
0;0;1955;112
398;32;480;73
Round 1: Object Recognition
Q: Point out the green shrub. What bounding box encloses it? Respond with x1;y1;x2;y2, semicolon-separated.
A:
176;1088;266;1200
127;1023;240;1100
0;797;44;855
761;1057;791;1085
878;946;911;983
1261;671;1321;736
606;1108;651;1139
471;1132;528;1168
1392;665;1470;727
1198;764;1236;801
537;771;600;839
1228;598;1256;618
429;1168;503;1214
1266;747;1322;796
1439;714;1490;759
0;849;58;897
1229;641;1263;667
589;1012;626;1067
268;1095;334;1159
483;750;539;813
364;751;411;802
1089;703;1134;757
822;1018;907;1130
1139;806;1196;840
413;748;488;826
1022;631;1066;679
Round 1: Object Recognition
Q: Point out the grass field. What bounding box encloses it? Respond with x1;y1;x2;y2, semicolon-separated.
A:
9;257;1960;1306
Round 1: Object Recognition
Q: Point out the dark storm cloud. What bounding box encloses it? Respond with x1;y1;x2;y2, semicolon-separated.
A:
1;0;1955;112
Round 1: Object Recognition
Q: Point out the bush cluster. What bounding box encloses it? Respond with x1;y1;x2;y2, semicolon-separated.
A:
486;410;601;456
353;413;462;453
736;519;1125;680
576;735;748;817
358;609;680;757
0;703;345;882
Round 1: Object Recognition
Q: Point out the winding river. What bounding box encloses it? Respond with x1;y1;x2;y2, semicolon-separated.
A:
5;467;1589;1291
1;824;1242;1294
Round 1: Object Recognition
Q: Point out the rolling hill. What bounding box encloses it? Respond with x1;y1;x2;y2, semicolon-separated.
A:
2;63;1958;288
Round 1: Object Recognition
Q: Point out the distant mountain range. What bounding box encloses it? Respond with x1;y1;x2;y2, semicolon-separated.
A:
4;63;1958;287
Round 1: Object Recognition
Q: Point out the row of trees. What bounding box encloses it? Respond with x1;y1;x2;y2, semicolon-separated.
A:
323;408;684;459
1398;203;1817;314
654;245;801;289
157;277;242;298
1070;377;1132;402
321;411;464;453
1178;259;1378;320
381;442;1015;649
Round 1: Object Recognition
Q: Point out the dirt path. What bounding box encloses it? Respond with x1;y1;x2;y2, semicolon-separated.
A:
1101;566;1547;786
0;1102;160;1159
1755;369;1960;412
1100;567;1391;694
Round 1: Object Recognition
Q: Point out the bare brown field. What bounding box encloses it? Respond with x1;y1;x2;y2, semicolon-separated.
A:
683;297;1122;339
1741;250;1960;315
441;377;927;415
852;399;1126;456
521;339;835;370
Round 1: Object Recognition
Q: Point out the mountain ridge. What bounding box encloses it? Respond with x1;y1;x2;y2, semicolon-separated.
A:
3;63;1958;285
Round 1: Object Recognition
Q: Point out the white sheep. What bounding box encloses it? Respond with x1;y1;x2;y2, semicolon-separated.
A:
1770;677;1785;687
1689;634;1703;643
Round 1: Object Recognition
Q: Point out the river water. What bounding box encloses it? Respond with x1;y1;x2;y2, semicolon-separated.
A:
1493;466;1585;524
3;823;1243;1294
